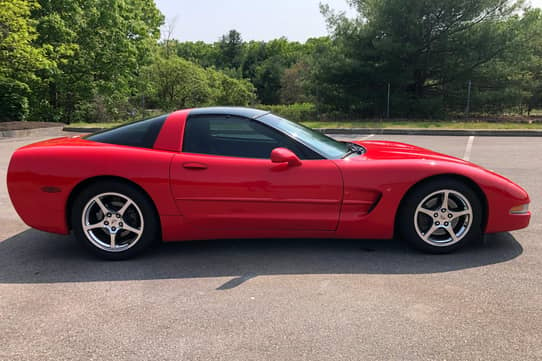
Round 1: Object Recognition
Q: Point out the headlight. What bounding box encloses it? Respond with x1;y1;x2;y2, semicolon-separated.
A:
510;204;529;214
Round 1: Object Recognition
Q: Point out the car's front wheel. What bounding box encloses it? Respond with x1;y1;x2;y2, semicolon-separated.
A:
71;181;159;260
398;179;483;253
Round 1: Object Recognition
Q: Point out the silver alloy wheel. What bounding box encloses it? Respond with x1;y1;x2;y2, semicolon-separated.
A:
414;189;473;247
81;192;144;252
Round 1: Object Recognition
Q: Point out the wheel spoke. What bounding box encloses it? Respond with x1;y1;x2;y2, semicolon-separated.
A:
118;199;134;216
445;227;459;243
123;224;142;236
418;207;435;218
451;210;471;220
109;232;116;248
84;222;105;231
441;191;449;210
422;225;439;241
94;197;109;216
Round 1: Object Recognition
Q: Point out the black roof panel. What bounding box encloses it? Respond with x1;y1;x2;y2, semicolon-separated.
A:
188;107;269;119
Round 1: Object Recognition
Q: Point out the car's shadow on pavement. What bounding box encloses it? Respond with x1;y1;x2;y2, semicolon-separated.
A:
0;229;523;285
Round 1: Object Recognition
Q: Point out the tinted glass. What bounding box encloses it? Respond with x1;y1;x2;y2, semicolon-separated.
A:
85;114;169;149
183;115;322;159
258;114;349;159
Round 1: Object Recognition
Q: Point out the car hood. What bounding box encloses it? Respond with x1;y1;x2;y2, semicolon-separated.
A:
353;140;473;165
349;140;521;185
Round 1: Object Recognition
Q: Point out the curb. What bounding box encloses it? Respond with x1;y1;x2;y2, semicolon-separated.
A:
63;127;103;133
318;128;542;137
62;126;542;137
0;126;65;138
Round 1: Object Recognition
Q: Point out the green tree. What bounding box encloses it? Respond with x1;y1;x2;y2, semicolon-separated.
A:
143;55;255;110
218;29;244;71
143;56;211;110
174;33;313;105
175;40;218;67
206;67;256;106
0;0;49;121
316;0;525;116
504;8;542;114
31;0;164;122
242;38;307;104
280;60;311;104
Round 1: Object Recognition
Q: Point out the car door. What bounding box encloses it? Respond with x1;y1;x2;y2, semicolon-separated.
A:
169;114;343;231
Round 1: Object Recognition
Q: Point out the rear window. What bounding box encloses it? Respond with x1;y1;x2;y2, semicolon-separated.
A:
85;114;169;148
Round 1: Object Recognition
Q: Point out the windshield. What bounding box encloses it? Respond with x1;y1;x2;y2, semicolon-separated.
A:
258;114;349;159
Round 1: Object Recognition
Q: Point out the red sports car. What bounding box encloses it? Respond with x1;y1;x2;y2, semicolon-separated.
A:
7;107;531;259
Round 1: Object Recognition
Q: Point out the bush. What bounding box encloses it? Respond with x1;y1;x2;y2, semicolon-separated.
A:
0;78;30;122
258;103;318;122
143;57;256;111
206;68;256;106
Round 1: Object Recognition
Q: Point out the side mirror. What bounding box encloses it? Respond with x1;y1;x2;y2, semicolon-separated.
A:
271;148;302;167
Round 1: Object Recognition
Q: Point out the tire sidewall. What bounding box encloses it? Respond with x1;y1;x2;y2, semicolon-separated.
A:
71;181;159;260
398;179;483;253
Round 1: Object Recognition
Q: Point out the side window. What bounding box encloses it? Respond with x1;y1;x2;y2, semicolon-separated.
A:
183;115;322;159
85;114;168;149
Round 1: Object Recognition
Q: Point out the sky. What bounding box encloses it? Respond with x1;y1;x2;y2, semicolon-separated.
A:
154;0;542;43
154;0;355;43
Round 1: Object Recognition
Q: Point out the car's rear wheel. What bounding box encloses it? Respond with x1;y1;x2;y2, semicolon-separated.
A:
71;181;159;260
398;179;483;253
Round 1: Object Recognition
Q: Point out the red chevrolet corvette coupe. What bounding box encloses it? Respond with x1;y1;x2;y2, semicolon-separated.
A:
8;107;530;259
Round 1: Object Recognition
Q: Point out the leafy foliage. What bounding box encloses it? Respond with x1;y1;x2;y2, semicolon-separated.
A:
173;36;311;105
30;0;164;123
313;0;537;117
2;0;542;122
259;103;318;122
142;54;255;111
0;0;49;120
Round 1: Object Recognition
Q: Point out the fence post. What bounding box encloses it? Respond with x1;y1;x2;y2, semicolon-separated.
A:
465;80;472;119
386;82;391;119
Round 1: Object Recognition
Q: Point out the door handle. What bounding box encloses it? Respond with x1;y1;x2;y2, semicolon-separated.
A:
183;162;208;170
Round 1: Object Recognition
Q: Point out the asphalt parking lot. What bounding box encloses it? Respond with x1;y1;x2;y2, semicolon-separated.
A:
1;130;540;361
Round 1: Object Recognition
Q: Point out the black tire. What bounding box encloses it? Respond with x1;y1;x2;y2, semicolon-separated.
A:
71;180;159;260
398;178;483;254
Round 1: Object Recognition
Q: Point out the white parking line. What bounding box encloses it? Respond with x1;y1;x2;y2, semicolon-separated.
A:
361;134;375;140
463;136;475;161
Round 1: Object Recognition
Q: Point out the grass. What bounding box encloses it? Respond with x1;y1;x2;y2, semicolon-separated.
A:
67;120;542;130
302;120;542;130
68;121;126;129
